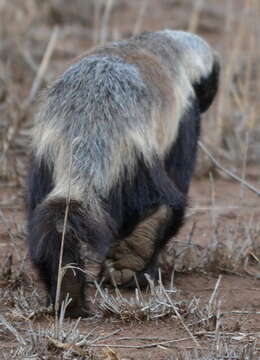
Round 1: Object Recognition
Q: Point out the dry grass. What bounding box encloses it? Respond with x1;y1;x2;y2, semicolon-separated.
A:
159;217;260;276
0;274;259;358
0;0;260;359
0;0;260;177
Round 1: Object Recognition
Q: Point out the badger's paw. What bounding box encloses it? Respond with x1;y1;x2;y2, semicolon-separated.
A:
101;206;169;287
101;233;156;287
102;233;157;287
102;259;135;286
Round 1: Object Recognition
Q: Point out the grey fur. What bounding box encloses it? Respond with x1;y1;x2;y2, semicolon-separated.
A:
28;29;220;312
32;30;219;217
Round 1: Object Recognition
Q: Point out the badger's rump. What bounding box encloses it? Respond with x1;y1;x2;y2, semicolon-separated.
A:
32;45;185;205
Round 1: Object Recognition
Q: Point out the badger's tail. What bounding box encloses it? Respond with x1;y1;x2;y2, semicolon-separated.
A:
28;183;116;317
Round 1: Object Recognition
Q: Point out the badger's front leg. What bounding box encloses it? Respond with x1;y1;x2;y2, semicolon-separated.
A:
102;205;174;287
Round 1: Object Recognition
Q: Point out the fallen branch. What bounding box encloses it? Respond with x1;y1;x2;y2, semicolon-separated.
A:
198;141;260;196
163;290;201;349
89;329;122;345
90;336;191;349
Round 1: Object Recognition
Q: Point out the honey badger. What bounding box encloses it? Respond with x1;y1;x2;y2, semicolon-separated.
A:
27;30;220;317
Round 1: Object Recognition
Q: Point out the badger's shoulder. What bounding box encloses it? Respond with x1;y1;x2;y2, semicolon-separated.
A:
132;30;219;82
159;30;220;112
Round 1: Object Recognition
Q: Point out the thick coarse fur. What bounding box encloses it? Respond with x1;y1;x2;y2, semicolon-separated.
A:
27;29;220;317
101;97;201;287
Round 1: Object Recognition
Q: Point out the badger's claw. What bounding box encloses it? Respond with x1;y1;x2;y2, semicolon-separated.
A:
102;259;135;286
102;234;155;286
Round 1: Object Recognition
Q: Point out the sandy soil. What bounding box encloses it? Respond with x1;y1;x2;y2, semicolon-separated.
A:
0;175;259;359
0;0;259;358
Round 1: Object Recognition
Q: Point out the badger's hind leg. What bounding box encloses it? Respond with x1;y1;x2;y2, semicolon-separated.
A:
28;198;89;318
27;157;88;317
102;205;177;287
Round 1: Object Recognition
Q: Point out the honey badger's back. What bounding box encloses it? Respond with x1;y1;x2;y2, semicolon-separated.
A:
27;30;219;316
32;52;175;202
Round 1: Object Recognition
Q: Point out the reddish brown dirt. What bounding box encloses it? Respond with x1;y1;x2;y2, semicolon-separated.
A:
84;274;260;360
0;0;259;358
0;176;259;359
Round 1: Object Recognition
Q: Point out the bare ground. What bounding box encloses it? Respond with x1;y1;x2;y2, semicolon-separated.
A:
0;175;259;359
0;0;260;359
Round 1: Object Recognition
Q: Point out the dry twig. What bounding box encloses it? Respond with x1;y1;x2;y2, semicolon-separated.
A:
199;141;260;196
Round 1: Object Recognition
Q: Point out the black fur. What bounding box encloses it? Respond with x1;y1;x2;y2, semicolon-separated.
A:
28;197;116;317
27;150;186;313
193;59;220;113
119;100;200;288
27;158;115;317
28;199;87;317
99;152;187;288
106;155;186;238
27;156;53;219
165;98;201;194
